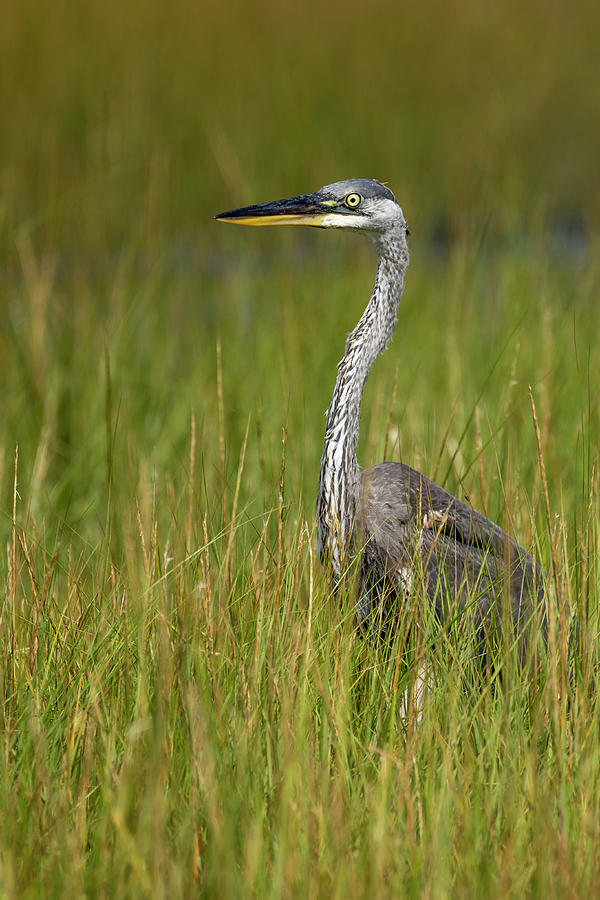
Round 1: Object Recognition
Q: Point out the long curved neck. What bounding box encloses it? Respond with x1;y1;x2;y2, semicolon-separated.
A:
317;227;409;580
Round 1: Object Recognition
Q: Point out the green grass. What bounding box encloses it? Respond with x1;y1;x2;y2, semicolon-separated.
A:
1;1;600;896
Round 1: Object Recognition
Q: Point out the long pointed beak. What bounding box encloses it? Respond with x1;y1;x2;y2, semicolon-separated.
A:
214;192;332;227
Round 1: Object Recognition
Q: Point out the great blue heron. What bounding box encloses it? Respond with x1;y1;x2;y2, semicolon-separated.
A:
216;178;546;649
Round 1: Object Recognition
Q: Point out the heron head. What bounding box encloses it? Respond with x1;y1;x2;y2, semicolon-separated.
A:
215;178;408;237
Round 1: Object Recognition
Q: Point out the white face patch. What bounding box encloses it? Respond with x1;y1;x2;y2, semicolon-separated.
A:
321;212;372;230
321;198;404;233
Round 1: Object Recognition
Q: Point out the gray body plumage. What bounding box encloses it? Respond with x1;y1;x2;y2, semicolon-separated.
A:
356;461;545;641
216;178;546;646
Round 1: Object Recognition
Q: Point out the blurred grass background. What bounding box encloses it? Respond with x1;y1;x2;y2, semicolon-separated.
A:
2;0;600;245
1;0;600;896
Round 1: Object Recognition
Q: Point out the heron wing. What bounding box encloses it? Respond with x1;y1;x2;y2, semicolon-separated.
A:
358;461;546;628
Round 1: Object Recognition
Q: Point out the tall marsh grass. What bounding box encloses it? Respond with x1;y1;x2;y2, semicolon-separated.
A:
1;0;600;896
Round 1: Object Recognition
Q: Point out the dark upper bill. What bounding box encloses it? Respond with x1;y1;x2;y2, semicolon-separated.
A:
214;193;335;227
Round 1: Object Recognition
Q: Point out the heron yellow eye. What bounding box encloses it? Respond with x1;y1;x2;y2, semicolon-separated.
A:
344;192;362;209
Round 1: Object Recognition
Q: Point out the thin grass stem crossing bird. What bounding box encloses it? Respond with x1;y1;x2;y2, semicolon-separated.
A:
216;178;546;648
